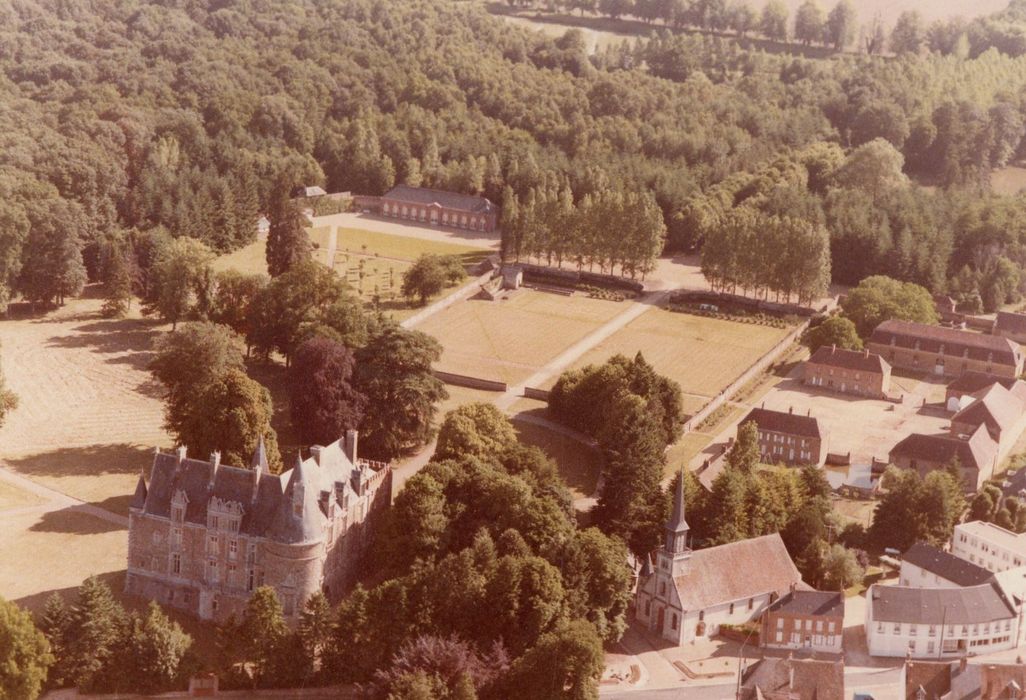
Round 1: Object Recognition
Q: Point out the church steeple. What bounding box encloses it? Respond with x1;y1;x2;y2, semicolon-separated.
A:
665;469;690;554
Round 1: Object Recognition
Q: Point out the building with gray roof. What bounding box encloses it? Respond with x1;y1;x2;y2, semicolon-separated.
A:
126;431;390;623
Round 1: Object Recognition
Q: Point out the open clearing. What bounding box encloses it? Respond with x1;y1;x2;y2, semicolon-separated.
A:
0;296;171;515
542;308;789;408
992;166;1026;196
417;290;626;386
514;418;602;501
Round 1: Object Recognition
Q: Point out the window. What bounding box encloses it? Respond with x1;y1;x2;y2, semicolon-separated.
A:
228;564;237;586
699;611;704;622
171;506;184;523
211;516;219;530
777;618;784;629
928;625;936;637
776;631;783;643
893;623;901;635
671;614;678;630
207;535;218;555
247;543;256;565
909;625;917;636
207;560;219;583
229;540;238;561
748;598;754;611
172;528;182;549
247;569;255;593
928;641;935;654
815;620;823;632
171;553;181;575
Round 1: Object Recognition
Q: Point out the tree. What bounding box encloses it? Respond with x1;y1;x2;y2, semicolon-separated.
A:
832;139;908;202
289;337;367;446
729;1;757;37
759;0;789;41
867;467;966;552
801;316;863;353
166;368;282;472
266;194;312;277
64;576;128;691
0;344;17;429
559;529;633;644
124;602;192;693
794;1;824;46
355;325;448;459
146;237;214;330
0;596;53;700
297;592;332;685
599;0;634;20
101;237;136;318
501;620;604;700
150;322;245;405
840;275;938;337
16;201;87;309
209;270;267;343
236;587;288;687
824;0;856;50
890;10;925;54
435;403;518;462
820;544;864;590
402;254;449;306
728;421;761;473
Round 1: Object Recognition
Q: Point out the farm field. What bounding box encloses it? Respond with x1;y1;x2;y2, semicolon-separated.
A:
542;308;790;403
417;289;627;386
0;296;172;515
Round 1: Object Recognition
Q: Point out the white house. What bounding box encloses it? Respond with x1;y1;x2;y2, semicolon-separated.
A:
635;473;806;645
865;583;1021;659
950;521;1026;573
899;542;995;589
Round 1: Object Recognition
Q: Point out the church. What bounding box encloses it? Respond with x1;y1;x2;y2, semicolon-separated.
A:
125;431;390;623
634;474;807;644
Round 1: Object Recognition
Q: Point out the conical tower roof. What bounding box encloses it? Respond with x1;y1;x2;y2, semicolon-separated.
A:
250;435;268;471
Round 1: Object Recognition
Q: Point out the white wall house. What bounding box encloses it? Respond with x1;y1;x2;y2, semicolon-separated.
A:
950;521;1026;573
866;583;1022;659
899;542;995;590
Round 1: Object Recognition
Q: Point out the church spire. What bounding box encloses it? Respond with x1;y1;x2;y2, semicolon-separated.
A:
665;469;690;554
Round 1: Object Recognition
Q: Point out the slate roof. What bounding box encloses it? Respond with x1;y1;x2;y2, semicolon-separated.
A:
739;657;844;700
955;522;1026;557
995;311;1026;336
889;424;997;473
902;542;994;587
807;346;889;374
870;320;1022;366
904;660;975;700
765;590;844;618
383;184;495;214
951;383;1024;437
947;371;1022;398
869;583;1017;625
741;407;822;439
672;534;805;611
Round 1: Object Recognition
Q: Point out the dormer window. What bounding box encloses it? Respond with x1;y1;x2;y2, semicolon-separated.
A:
171;506;184;523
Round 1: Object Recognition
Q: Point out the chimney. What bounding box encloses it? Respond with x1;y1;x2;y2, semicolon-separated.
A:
309;445;323;465
344;429;358;463
865;348;870;358
209;451;220;487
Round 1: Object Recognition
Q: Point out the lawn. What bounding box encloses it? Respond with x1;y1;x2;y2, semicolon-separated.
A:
416;290;625;386
513;419;602;501
991;166;1026;196
543;308;789;401
0;480;44;511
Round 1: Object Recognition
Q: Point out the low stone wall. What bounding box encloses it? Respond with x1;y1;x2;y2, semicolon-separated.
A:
518;263;645;293
672;290;818;318
523;386;551;401
432;370;508;392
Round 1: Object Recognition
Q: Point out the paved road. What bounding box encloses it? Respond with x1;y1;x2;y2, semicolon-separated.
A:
0;464;128;527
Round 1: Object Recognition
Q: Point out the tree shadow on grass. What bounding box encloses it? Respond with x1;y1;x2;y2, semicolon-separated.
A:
13;570;126;614
46;318;162;368
6;443;155;480
29;504;126;535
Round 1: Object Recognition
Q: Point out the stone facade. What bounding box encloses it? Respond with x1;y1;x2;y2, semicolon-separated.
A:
125;432;390;623
741;407;828;468
358;184;498;232
867;320;1023;379
802;346;891;399
760;589;844;654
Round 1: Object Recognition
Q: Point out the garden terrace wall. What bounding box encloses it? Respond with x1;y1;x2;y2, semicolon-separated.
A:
519;263;645;293
432;370;508;392
672;291;818;318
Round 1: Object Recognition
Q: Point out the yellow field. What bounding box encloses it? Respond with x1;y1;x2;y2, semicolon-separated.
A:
417;290;625;386
0;480;44;511
548;309;789;400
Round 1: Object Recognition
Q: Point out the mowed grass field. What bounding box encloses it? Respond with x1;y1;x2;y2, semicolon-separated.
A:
542;308;789;408
417;290;626;386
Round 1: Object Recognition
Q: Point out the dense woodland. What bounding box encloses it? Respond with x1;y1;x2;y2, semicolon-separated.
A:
5;0;1026;312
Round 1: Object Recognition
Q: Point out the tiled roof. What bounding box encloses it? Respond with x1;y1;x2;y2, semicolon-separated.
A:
947;371;1021;397
995;311;1026;335
870;320;1021;366
903;660;972;700
869;583;1017;625
383;184;495;214
902;542;994;586
807;346;889;374
740;657;844;700
741;407;821;439
672;534;804;611
951;383;1024;437
766;590;844;618
889;425;997;473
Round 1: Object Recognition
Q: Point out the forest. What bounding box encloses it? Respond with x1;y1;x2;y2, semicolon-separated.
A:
4;0;1026;314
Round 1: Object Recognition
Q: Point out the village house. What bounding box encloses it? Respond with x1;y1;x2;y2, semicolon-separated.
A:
902;658;1026;700
993;310;1026;345
865;582;1022;659
944;372;1026;412
802;345;892;399
899;543;995;589
739;406;828;468
888;424;998;491
950;383;1026;453
867;320;1024;378
125;432;390;623
759;589;844;654
739;657;844;700
355;184;498;232
634;474;806;645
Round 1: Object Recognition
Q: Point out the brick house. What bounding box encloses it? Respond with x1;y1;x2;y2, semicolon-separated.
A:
739;407;828;467
889;425;998;491
867;320;1023;378
803;345;891;399
635;475;806;646
125;432;390;623
356;184;497;232
760;588;844;654
993;310;1026;345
